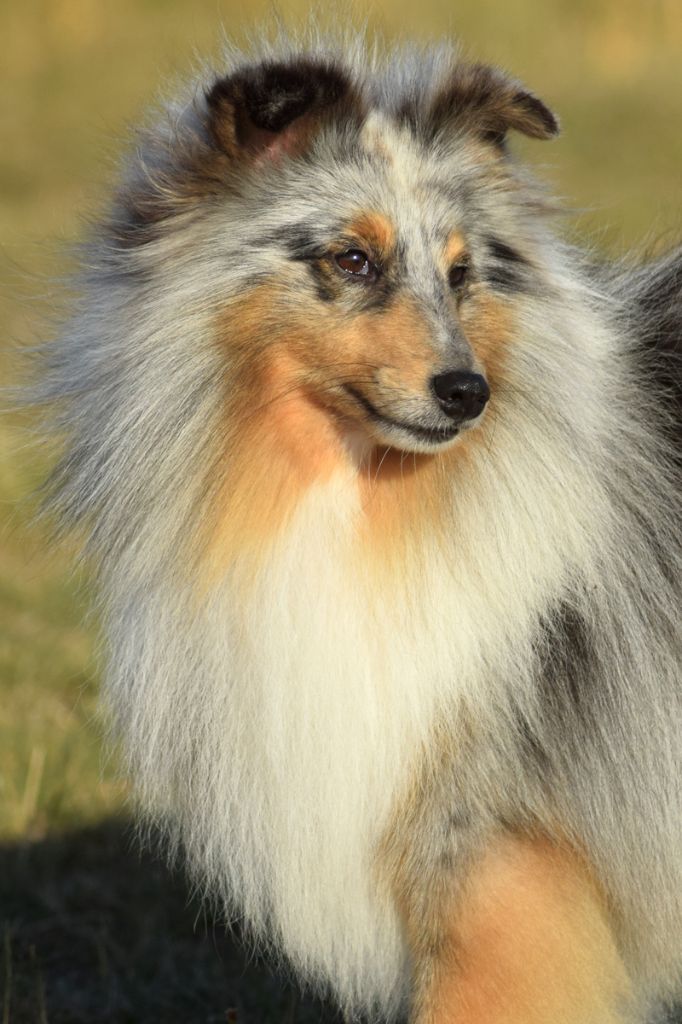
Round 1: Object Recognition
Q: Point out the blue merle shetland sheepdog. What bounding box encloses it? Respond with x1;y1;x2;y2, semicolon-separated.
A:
41;30;681;1024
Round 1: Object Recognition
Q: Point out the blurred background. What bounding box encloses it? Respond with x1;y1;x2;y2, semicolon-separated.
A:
1;1;680;1021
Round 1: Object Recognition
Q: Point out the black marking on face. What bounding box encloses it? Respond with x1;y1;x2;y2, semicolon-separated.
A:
263;223;327;262
257;223;336;301
350;267;398;312
308;264;338;303
486;237;527;266
483;235;532;294
262;221;402;308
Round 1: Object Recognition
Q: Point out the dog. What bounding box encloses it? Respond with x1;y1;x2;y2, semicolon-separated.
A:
41;30;681;1024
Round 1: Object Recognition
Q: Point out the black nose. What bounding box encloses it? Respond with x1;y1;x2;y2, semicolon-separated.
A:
431;371;490;423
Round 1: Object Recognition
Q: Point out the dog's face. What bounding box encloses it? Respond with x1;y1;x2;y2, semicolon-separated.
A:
115;56;558;468
227;146;497;458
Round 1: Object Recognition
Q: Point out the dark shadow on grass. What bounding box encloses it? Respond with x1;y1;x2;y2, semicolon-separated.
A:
2;821;680;1024
0;818;345;1024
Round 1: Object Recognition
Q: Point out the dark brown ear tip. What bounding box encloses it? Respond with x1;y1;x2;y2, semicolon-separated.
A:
515;90;561;138
205;75;234;109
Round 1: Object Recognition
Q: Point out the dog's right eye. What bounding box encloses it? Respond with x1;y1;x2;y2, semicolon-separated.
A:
335;249;378;281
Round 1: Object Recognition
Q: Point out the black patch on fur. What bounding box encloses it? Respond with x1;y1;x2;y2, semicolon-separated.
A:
307;266;338;303
486;237;527;266
209;60;349;134
630;248;682;438
517;600;597;779
269;224;328;263
267;224;338;302
538;601;594;713
206;59;358;156
321;259;398;311
483;263;527;294
355;275;397;312
482;236;532;294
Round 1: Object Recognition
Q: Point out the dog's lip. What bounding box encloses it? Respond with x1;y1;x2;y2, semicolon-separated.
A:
343;384;459;445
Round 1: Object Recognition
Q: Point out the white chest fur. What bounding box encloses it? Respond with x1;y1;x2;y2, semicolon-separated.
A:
203;478;444;1012
108;436;597;1014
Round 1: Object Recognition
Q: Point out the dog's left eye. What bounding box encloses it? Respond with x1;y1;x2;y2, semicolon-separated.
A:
449;263;469;290
335;249;378;280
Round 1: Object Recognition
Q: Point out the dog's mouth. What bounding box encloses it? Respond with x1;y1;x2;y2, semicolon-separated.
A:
343;385;460;447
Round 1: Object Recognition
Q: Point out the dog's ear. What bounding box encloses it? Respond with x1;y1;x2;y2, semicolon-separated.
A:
206;59;358;162
426;62;559;147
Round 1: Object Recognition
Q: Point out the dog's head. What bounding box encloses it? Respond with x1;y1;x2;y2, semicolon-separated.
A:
60;43;563;569
112;50;558;463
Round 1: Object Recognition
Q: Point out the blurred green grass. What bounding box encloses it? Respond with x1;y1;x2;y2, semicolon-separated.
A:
0;1;680;1020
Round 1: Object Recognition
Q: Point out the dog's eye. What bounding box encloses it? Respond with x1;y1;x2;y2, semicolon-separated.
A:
335;249;378;280
449;263;469;290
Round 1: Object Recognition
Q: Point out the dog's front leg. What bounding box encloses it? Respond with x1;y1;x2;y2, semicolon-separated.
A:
408;835;633;1024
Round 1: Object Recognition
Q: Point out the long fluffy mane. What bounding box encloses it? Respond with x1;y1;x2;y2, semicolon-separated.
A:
38;30;681;1021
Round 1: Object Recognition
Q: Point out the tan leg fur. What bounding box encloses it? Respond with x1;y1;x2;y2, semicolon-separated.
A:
411;836;633;1024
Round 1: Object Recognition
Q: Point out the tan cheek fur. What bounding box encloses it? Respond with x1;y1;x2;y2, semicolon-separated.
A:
355;295;437;393
411;836;632;1024
202;287;351;577
202;281;510;578
460;289;515;389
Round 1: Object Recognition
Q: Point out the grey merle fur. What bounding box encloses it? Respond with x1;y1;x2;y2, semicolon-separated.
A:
38;32;682;1024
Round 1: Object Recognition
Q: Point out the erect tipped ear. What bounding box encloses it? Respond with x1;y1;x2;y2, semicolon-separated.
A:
205;58;359;162
427;62;559;147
